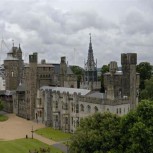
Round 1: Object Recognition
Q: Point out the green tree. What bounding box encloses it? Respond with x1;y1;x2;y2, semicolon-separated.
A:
70;100;153;153
101;65;109;92
120;100;153;153
136;62;152;90
140;77;153;100
101;65;109;74
69;113;121;153
71;66;84;88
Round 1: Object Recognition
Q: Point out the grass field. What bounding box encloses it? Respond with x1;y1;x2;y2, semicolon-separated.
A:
0;138;63;153
35;127;71;141
0;114;8;121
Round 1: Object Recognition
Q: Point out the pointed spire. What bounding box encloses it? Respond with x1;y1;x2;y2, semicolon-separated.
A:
89;33;92;50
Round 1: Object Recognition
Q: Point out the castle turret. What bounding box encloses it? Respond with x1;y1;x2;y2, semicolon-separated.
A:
60;56;67;87
4;53;19;90
26;52;38;119
121;53;137;109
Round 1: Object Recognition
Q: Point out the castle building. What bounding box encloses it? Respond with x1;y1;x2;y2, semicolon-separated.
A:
2;41;139;126
59;56;77;88
4;45;23;90
104;53;139;109
35;53;139;133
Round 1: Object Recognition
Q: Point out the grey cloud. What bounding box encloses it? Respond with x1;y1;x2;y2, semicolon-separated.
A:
0;0;153;67
122;8;153;35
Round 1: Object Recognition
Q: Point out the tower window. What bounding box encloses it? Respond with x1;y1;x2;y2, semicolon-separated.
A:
87;105;91;113
94;106;98;112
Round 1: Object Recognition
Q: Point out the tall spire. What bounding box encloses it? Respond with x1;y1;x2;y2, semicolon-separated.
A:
89;33;92;50
87;33;94;69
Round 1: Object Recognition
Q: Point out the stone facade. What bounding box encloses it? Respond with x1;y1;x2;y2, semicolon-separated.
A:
104;53;139;110
35;86;130;133
60;56;77;88
4;45;23;90
34;53;139;133
3;42;139;127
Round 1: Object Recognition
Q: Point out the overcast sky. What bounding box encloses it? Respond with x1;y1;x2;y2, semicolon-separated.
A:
0;0;153;67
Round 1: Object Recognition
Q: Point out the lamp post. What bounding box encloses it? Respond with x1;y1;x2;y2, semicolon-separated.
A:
31;126;34;139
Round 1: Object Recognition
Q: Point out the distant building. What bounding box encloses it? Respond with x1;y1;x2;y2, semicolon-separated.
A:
4;44;23;90
3;39;139;127
35;53;139;133
104;53;139;109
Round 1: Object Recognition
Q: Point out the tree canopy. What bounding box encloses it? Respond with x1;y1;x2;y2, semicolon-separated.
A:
140;77;153;100
69;112;121;153
70;100;153;153
136;62;152;90
71;66;84;88
101;65;109;74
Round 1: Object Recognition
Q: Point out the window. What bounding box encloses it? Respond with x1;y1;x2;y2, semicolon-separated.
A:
65;103;68;110
116;108;118;114
55;101;58;109
76;119;79;127
65;117;68;124
80;104;84;112
55;115;58;122
119;108;121;114
94;106;98;113
71;103;73;112
87;105;91;113
76;104;79;113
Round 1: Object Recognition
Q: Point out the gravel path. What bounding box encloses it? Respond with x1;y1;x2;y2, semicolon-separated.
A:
0;113;68;152
0;113;45;141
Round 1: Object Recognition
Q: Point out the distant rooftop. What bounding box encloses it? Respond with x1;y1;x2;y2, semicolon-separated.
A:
40;86;91;95
86;92;104;99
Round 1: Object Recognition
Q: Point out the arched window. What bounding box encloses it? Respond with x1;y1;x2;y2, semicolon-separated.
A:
76;104;79;113
116;108;118;114
71;103;73;112
94;106;98;113
80;104;84;112
119;108;121;114
65;117;68;124
87;105;91;113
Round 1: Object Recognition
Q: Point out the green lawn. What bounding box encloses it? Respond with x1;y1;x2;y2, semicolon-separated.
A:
0;138;63;153
0;114;8;121
35;127;71;141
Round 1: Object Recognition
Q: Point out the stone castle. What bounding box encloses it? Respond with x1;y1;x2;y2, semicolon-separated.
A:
1;36;139;132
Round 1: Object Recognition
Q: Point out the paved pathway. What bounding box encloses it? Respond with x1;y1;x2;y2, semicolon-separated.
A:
0;113;45;140
0;113;68;152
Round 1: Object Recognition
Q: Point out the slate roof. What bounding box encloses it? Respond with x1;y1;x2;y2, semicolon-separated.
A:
40;86;90;96
16;83;26;92
66;66;74;75
86;92;104;99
